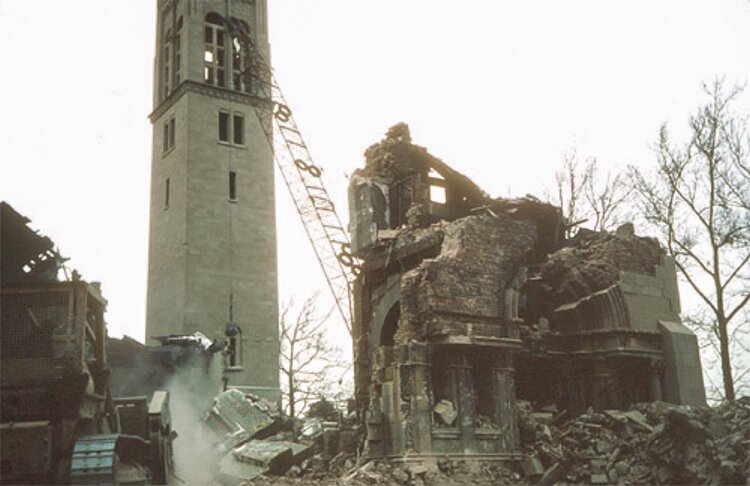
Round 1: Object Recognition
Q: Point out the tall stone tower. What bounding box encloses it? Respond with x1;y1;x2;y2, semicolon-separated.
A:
145;0;279;399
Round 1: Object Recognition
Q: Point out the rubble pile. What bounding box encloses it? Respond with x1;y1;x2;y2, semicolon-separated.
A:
243;457;521;486
518;397;750;485
201;390;365;485
540;227;663;307
226;397;750;485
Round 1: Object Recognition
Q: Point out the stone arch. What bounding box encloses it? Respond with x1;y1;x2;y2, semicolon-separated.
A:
380;302;400;347
205;12;225;25
369;274;401;356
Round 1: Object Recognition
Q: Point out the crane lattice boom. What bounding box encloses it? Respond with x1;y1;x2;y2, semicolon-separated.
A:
224;17;359;335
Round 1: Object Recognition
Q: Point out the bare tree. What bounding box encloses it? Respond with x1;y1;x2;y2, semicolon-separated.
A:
552;148;632;236
630;79;750;401
554;147;595;237
584;164;634;232
279;295;345;420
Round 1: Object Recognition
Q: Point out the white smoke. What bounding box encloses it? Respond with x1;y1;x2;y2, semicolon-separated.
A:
165;353;224;483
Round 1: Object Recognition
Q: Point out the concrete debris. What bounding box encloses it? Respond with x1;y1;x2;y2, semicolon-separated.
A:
521;453;545;479
243;457;523;485
202;389;317;484
233;440;314;475
300;418;324;440
152;331;216;352
219;436;320;485
433;399;457;426
218;454;268;485
518;397;750;485
538;462;565;486
240;398;746;485
202;390;367;484
204;389;282;447
540;227;663;308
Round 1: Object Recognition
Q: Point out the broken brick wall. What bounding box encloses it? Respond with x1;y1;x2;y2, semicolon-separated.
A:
357;211;538;459
397;213;537;344
350;123;492;253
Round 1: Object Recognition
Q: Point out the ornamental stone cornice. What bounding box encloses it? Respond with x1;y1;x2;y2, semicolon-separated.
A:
149;80;269;122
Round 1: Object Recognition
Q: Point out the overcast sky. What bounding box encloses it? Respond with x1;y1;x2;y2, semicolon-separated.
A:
0;1;748;351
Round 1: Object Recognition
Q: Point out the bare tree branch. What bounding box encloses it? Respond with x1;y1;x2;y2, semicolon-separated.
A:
630;78;750;401
279;293;346;420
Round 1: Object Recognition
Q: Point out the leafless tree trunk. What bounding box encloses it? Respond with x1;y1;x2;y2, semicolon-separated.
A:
630;79;750;401
684;310;750;401
279;295;344;420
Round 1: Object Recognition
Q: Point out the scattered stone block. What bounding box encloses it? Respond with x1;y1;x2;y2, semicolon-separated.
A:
590;472;608;484
204;388;281;441
538;462;564;486
521;454;544;479
217;453;268;485
624;410;654;433
233;440;293;474
231;439;316;476
433;399;457;426
300;417;324;440
287;441;316;465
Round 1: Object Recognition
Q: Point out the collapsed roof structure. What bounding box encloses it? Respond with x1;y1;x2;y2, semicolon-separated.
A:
0;201;68;286
347;124;706;462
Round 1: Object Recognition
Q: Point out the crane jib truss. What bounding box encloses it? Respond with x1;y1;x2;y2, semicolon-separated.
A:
223;17;359;335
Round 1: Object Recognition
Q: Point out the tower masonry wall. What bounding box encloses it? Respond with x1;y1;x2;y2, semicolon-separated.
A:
146;0;278;398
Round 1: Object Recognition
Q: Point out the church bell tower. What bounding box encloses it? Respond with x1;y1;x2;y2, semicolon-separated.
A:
145;0;279;399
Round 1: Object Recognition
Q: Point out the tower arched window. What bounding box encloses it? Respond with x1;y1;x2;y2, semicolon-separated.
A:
157;0;182;100
204;13;226;88
160;2;181;100
163;28;172;99
173;16;182;88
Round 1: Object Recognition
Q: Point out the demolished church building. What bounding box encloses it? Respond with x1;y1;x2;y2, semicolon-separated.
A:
348;124;706;462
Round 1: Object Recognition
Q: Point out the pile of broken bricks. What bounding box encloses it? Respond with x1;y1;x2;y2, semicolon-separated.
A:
200;389;362;485
195;389;748;485
518;397;749;485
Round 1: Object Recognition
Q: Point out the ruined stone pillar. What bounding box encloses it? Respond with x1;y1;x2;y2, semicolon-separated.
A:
395;344;432;454
491;352;519;451
455;352;476;451
592;358;620;410
650;359;664;401
352;277;370;412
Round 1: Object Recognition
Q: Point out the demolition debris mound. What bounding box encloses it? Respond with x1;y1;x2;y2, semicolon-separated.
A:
244;458;522;486
238;398;748;485
519;397;750;485
540;228;663;307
